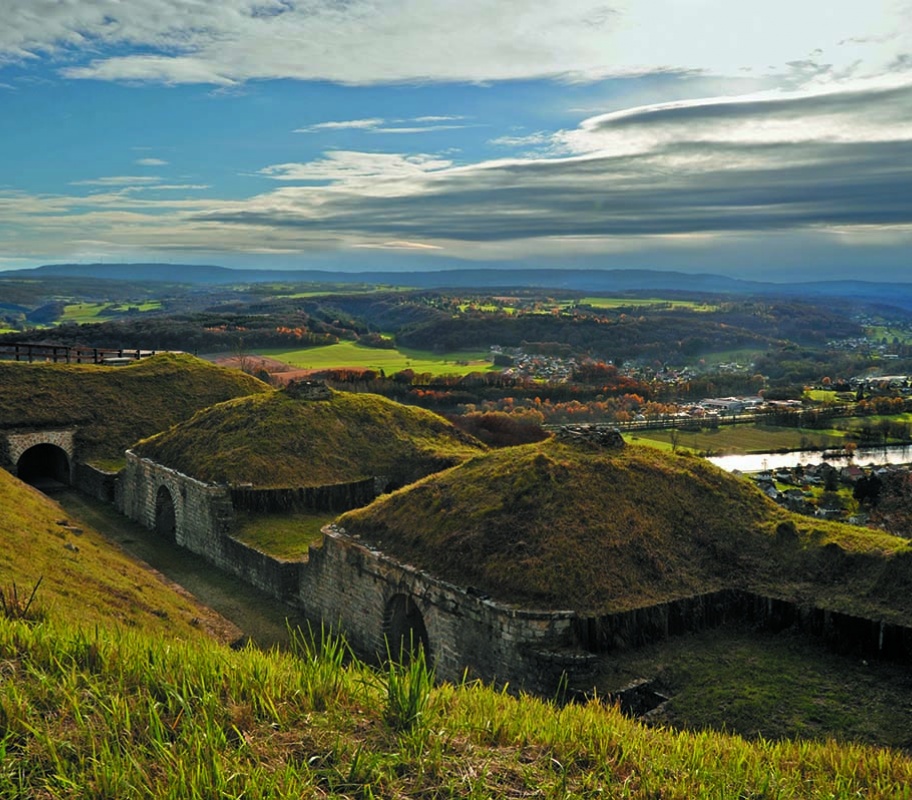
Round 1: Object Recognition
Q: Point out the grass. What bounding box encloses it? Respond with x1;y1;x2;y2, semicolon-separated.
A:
2;609;911;798
0;468;232;640
258;340;497;376
133;387;486;487
593;623;912;749
1;461;911;793
232;510;336;560
629;424;846;454
60;300;163;323
578;296;720;312
340;438;912;620
0;352;269;463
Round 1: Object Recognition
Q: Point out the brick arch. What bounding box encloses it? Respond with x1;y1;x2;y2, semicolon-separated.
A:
4;429;76;470
382;593;431;665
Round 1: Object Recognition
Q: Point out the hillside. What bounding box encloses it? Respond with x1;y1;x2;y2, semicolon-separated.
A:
132;385;486;487
0;353;269;466
0;467;233;639
339;439;912;619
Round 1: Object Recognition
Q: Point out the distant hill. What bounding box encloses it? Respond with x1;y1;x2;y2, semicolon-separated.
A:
6;262;912;307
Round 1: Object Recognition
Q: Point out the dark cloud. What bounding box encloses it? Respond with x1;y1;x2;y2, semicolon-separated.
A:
195;138;912;241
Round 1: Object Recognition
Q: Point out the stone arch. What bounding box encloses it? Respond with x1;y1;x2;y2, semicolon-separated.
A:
154;485;178;541
16;443;71;488
382;593;431;664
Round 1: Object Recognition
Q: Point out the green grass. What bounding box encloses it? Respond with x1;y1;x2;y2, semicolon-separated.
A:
578;296;720;311
630;424;845;454
340;438;912;620
258;340;497;376
0;352;269;463
61;300;162;323
232;511;336;560
595;624;912;749
0;468;230;639
133;387;486;487
2;460;912;793
2;609;911;797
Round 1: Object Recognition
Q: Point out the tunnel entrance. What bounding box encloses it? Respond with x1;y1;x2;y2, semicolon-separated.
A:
16;444;70;490
154;485;177;541
383;594;431;664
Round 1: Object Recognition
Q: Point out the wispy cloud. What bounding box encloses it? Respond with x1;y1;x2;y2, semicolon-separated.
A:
70;176;163;187
135;157;168;166
295;116;471;135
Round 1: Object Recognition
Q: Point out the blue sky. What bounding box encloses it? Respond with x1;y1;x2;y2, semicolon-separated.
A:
1;1;911;281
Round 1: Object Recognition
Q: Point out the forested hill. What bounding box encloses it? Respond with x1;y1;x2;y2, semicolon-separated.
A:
6;262;912;306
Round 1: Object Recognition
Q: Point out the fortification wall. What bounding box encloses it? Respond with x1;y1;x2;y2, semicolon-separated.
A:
230;478;376;513
119;451;234;556
298;528;593;694
73;462;119;502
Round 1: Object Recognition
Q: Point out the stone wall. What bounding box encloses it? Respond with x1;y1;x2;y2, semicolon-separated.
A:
73;462;119;502
230;478;376;513
298;528;594;694
119;451;235;557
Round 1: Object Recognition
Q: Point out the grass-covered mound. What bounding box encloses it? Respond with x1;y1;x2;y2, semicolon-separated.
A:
0;467;232;639
0;352;268;467
339;439;912;618
132;387;486;488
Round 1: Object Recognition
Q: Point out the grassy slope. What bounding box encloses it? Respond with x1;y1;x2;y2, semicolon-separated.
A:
2;460;911;793
0;353;269;466
133;388;486;487
340;439;912;618
0;468;234;640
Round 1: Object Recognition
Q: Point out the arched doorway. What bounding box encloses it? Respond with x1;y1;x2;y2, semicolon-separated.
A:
16;443;70;489
383;594;431;664
154;485;177;541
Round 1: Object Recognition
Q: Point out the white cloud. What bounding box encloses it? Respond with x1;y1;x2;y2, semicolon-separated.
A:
70;176;163;187
296;118;386;132
136;157;168;166
1;1;907;87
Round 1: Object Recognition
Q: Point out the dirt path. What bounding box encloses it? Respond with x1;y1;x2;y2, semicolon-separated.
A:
52;489;307;650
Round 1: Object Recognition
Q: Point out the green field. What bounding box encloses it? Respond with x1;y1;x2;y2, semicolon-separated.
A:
629;424;845;455
61;300;161;323
578;296;720;311
258;340;496;376
233;511;334;560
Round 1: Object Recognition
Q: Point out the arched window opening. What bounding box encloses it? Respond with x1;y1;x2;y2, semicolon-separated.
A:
382;593;431;665
154;485;177;541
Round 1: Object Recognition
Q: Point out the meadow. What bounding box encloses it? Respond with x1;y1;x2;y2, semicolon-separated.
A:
258;340;497;376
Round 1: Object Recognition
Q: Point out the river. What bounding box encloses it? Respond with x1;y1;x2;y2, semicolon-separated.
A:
707;444;912;473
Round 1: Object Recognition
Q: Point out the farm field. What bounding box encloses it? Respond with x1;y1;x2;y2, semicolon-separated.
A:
629;423;845;454
578;296;720;311
257;340;496;376
61;300;161;323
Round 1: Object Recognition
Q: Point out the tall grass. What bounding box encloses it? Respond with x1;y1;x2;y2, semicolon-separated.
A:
0;612;910;798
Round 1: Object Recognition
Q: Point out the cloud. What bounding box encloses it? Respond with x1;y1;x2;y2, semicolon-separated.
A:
295;116;471;135
351;240;443;251
2;1;908;87
135;157;168;166
70;176;163;187
196;80;912;245
296;118;386;132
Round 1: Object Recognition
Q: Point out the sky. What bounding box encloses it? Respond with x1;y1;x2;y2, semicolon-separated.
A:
1;0;911;281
